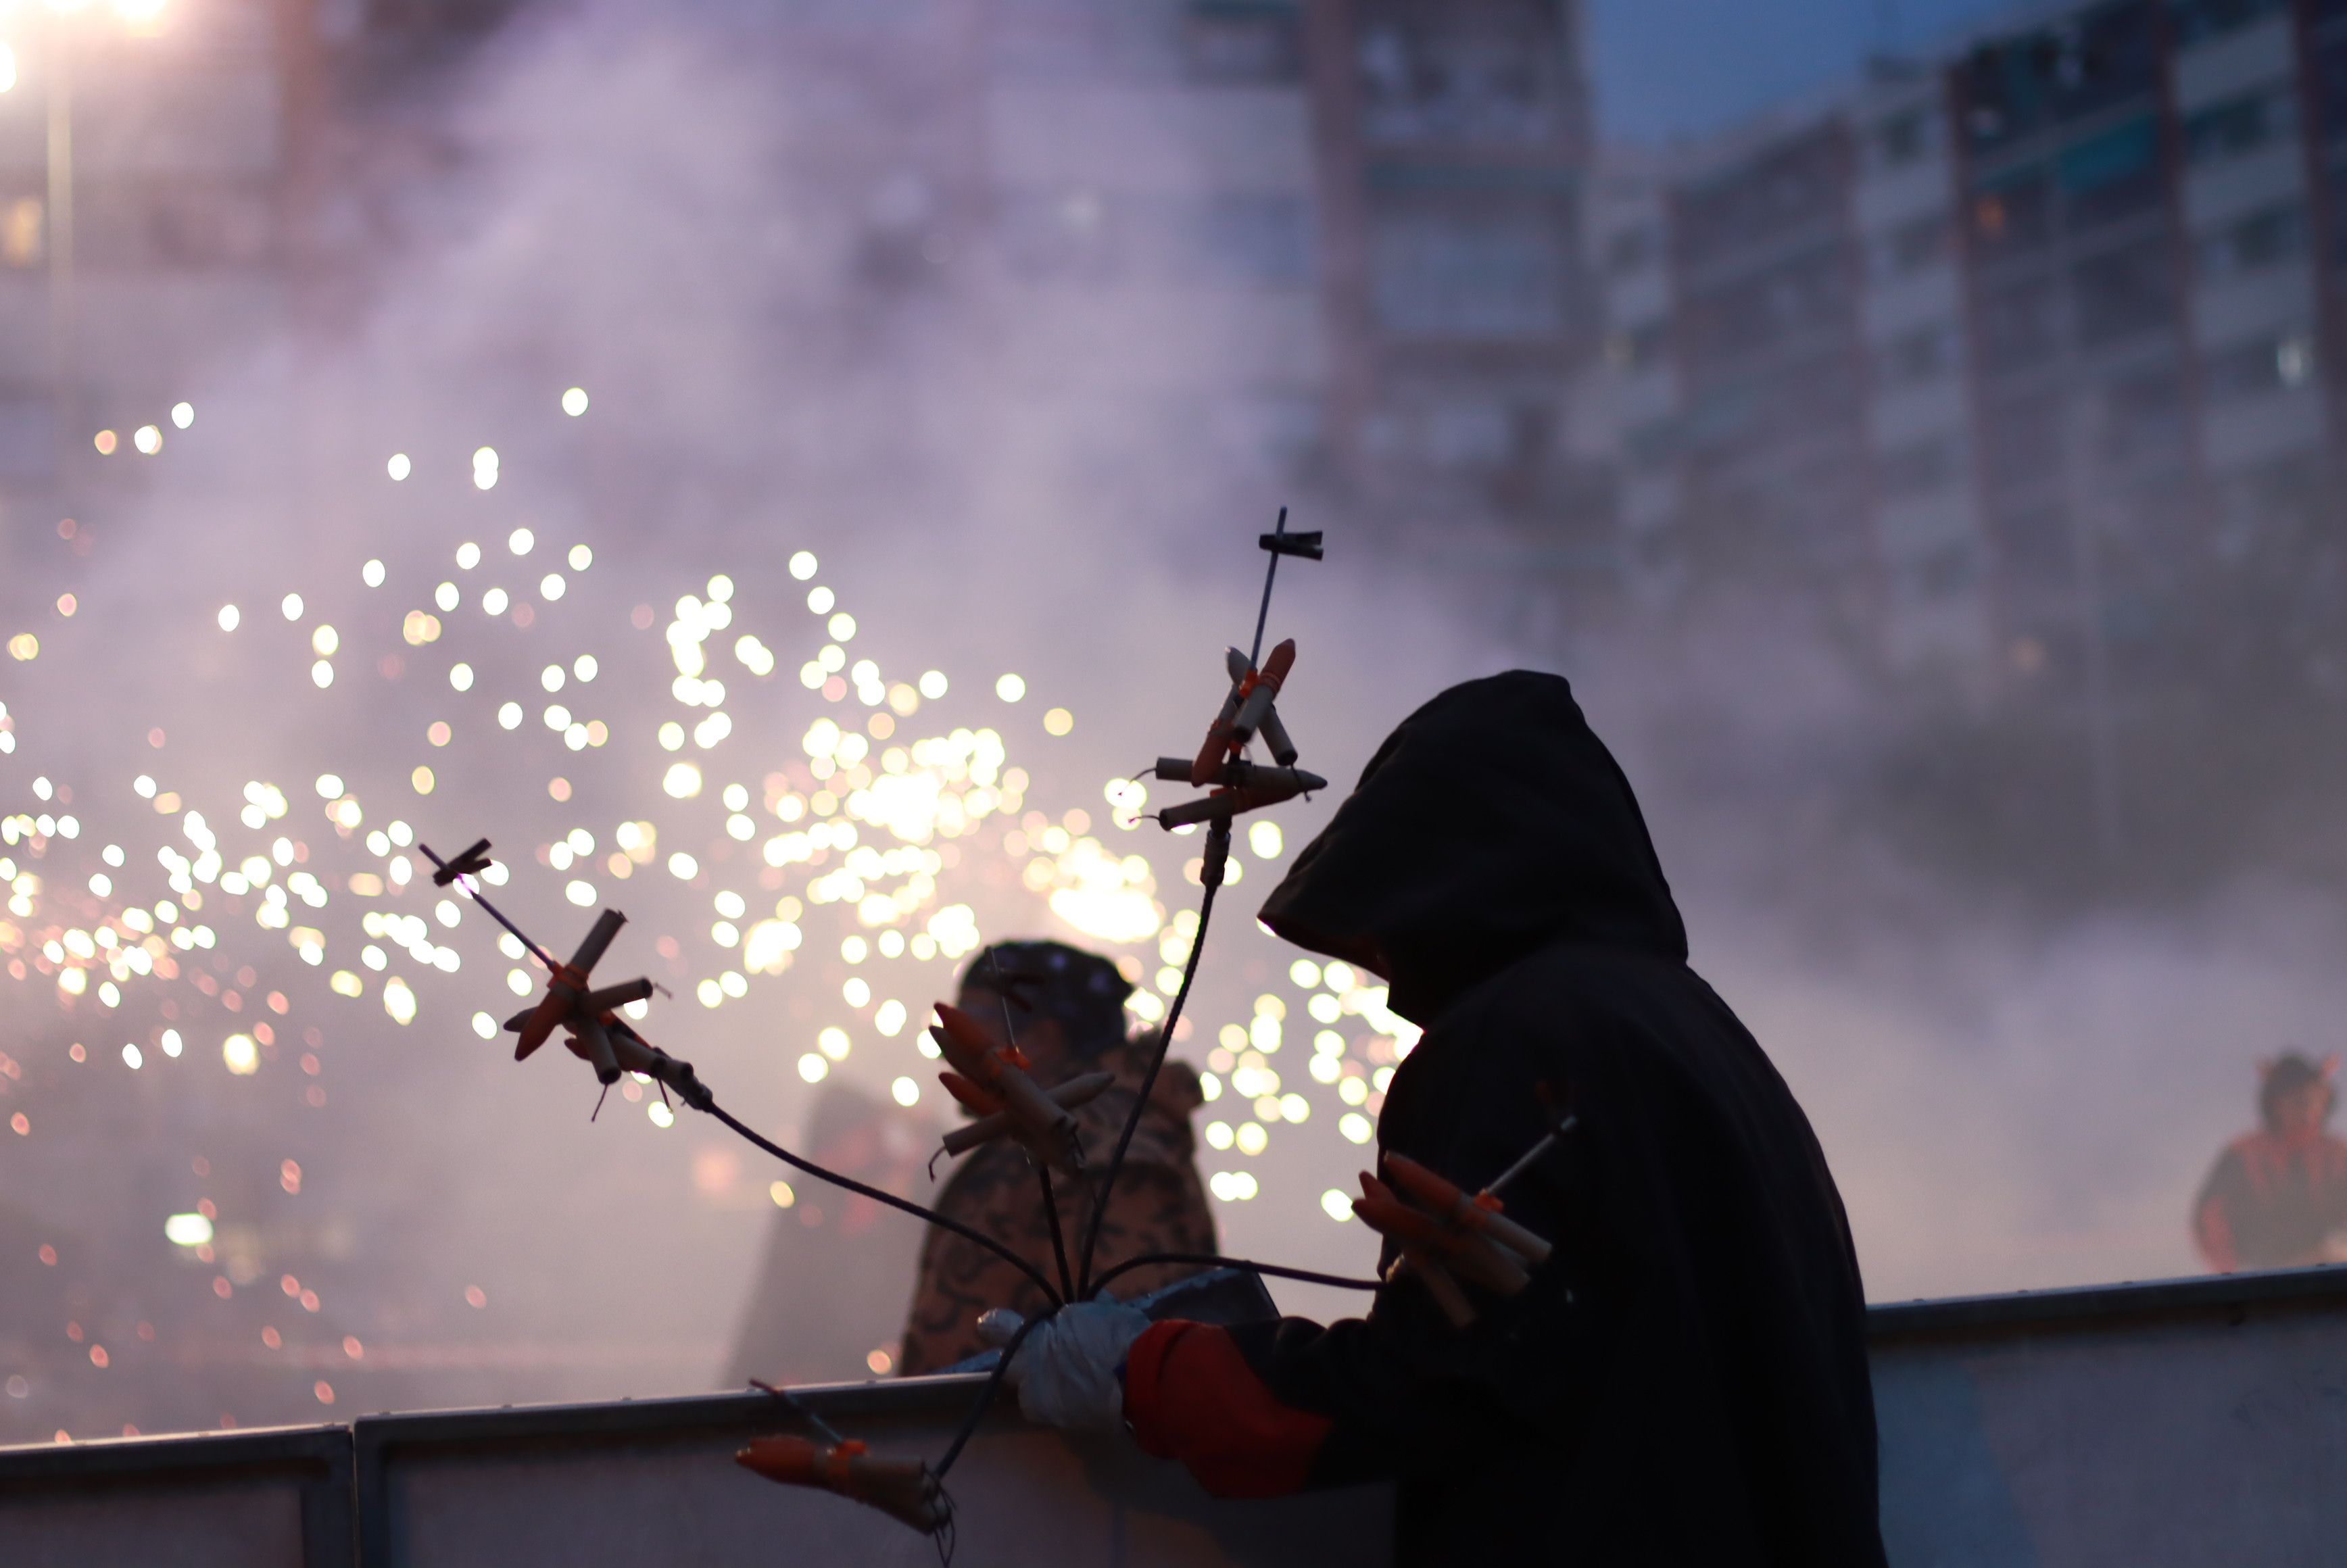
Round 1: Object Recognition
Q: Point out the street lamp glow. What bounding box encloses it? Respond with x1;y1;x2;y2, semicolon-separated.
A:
113;0;169;32
0;46;17;95
561;387;588;416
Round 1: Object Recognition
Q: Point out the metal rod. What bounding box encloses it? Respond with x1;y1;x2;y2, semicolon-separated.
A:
749;1378;850;1446
1088;1252;1382;1297
981;946;1076;1300
932;1308;1047;1479
1248;506;1286;670
1075;868;1221;1296
1484;1116;1577;1198
707;1103;1065;1308
1037;1163;1073;1304
416;843;556;969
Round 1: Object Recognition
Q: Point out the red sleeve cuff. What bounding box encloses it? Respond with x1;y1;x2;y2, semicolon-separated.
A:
1123;1320;1332;1498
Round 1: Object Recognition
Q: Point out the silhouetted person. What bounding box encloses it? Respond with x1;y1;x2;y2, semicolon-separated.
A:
898;940;1215;1373
727;1083;936;1385
2192;1052;2347;1273
995;672;1888;1567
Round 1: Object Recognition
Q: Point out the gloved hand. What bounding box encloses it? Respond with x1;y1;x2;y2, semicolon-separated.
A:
976;1300;1150;1433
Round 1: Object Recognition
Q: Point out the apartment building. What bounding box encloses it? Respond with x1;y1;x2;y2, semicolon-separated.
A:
1586;0;2347;704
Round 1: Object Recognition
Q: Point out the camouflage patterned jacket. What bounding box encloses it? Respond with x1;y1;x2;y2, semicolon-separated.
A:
899;1042;1219;1374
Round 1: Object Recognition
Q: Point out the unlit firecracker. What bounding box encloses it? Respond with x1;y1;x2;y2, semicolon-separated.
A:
929;1002;1084;1169
941;1069;1116;1158
735;1436;948;1535
1190;639;1298;785
1353;1152;1553;1329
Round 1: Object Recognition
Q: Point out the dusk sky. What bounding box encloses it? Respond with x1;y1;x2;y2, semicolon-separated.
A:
1592;0;2031;141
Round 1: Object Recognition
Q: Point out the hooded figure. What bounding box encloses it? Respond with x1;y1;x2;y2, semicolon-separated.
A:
1014;673;1885;1566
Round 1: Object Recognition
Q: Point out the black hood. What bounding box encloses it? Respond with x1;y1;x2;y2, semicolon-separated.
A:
1258;671;1687;1024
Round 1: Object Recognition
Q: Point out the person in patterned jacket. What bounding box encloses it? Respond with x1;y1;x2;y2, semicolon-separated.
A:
898;939;1217;1374
2192;1052;2347;1273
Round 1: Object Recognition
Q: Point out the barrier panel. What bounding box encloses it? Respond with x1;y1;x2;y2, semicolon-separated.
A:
5;1268;2346;1566
0;1423;353;1568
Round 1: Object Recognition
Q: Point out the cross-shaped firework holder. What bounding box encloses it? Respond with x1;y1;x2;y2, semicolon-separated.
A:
413;511;1549;1557
1136;508;1328;871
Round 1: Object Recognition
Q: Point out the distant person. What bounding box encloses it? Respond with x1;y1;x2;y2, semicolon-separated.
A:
727;1083;936;1386
2192;1052;2347;1273
898;940;1216;1374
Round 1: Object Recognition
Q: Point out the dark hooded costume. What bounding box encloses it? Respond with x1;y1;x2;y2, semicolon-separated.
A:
1121;672;1886;1567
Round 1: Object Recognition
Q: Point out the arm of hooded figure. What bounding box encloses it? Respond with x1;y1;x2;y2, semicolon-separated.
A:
1122;991;1612;1498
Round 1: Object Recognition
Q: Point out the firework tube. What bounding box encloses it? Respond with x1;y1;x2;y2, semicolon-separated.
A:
1189;650;1253;786
940;1071;1116;1157
1382;1152;1554;1267
930;1004;1080;1167
735;1436;948;1535
1227;639;1295;751
1355;1173;1531;1296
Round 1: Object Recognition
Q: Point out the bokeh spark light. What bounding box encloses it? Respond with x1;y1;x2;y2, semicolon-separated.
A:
0;388;1411;1437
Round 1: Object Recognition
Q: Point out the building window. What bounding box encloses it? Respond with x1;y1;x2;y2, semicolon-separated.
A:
1368;201;1570;340
1914;539;1981;599
1968;164;2053;256
1879;321;1958;385
1674;124;1850;268
1603;225;1655;276
1182;2;1303;84
1988;497;2081;593
2100;362;2189;461
2181;82;2300;164
1873;108;1938;169
1880;436;1962;498
1605;316;1670;372
1977;276;2062;377
1960;4;2162;154
1872;213;1948;280
2070;236;2178;348
2203;330;2317;400
1193;195;1316;287
2194;204;2306;279
1353;1;1578;151
2058;115;2163;232
2167;0;2286;48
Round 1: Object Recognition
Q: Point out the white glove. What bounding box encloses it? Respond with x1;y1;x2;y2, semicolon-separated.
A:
976;1300;1150;1433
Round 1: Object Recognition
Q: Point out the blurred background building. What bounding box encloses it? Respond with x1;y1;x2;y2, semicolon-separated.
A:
1580;0;2347;708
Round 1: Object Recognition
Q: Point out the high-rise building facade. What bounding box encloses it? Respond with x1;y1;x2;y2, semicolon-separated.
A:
1585;0;2347;706
1301;0;1604;622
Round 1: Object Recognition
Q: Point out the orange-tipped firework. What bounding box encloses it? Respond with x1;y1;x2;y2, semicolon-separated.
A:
1352;1141;1561;1328
509;908;635;1064
929;1003;1083;1169
736;1436;948;1535
1383;1152;1554;1269
940;1069;1117;1158
1190;639;1299;785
